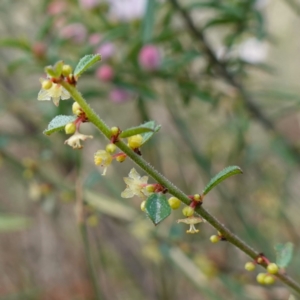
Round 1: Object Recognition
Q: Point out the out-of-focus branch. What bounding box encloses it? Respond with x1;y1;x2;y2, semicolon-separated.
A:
169;0;300;164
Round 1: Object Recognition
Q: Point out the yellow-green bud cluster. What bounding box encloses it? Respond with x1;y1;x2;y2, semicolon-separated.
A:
168;197;181;209
182;206;194;217
267;263;279;275
256;273;275;285
244;262;256;271
72;102;82;116
106;143;117;153
65;122;76;134
111;126;119;136
62;64;73;77
128;134;143;149
42;79;53;90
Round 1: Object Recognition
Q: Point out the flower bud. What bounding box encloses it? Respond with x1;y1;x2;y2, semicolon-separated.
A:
168;197;181;209
106;143;117;153
210;235;220;243
194;194;201;201
116;153;126;162
65;122;76;134
96;64;114;81
264;274;275;285
256;273;267;284
145;185;155;193
72;102;82;115
42;79;53;90
267;263;279;275
244;262;256;271
62;64;73;77
128;134;143;149
140;200;146;212
182;206;194;217
138;44;161;71
111;126;119;135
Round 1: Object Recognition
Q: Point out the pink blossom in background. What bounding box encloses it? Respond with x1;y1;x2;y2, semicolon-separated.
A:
60;23;87;44
89;33;102;46
32;42;47;59
96;65;114;82
96;42;115;60
138;45;161;71
47;1;67;15
79;0;99;9
109;88;131;103
108;0;146;21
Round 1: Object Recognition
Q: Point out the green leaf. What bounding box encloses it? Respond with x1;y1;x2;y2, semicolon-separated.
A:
141;0;156;44
274;242;294;268
0;214;31;232
44;65;57;78
74;54;101;78
119;123;156;138
140;121;161;145
43;115;77;136
145;193;171;225
202;166;243;195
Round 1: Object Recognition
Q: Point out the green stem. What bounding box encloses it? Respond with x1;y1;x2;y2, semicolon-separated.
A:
61;81;300;295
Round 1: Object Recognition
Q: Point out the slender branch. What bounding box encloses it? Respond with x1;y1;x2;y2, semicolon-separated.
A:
61;81;300;295
168;0;300;165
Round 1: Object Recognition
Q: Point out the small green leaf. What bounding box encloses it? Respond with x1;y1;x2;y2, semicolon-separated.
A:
202;166;243;195
140;121;161;145
54;60;64;76
74;54;101;77
43;115;77;136
119;123;156;139
0;214;31;232
275;242;294;268
145;193;171;225
44;65;57;78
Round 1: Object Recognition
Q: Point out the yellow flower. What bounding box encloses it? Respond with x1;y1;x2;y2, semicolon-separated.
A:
177;216;204;234
121;168;150;199
64;130;93;149
94;150;113;175
38;78;71;106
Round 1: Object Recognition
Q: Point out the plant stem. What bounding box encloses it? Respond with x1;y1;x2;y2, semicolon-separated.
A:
61;81;300;295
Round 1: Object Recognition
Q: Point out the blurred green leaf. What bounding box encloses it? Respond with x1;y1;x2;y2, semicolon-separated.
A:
119;123;156;138
145;193;171;225
0;214;31;232
203;166;243;195
0;38;31;52
275;242;294;268
43;115;77;136
140;121;161;145
141;0;156;44
74;54;101;78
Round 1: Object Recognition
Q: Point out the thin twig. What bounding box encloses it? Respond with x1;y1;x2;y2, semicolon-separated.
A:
168;0;300;165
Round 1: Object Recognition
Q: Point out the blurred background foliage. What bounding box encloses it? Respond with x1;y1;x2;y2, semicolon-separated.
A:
0;0;300;299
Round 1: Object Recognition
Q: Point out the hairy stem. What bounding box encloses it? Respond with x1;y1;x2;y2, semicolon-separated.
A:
61;81;300;295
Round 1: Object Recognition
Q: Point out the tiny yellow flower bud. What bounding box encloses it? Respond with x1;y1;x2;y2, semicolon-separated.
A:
65;122;76;134
111;126;119;135
42;79;53;90
210;235;220;243
62;64;73;77
182;206;194;217
264;274;275;285
245;262;256;271
257;257;263;264
168;197;181;209
267;263;279;275
194;194;201;201
106;143;117;153
256;273;267;284
128;134;143;149
116;154;126;162
145;185;155;193
141;200;146;211
72;102;82;116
